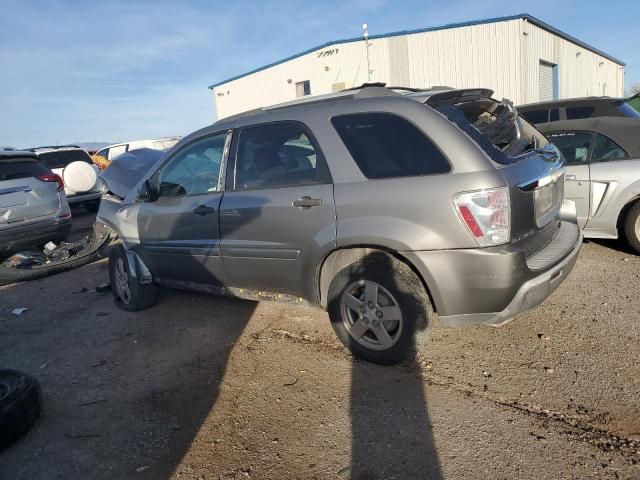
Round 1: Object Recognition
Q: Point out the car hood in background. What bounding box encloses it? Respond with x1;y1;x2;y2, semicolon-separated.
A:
100;148;164;199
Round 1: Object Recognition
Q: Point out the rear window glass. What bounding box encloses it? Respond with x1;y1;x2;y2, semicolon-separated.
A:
331;113;450;179
38;149;92;169
0;158;51;181
617;102;640;118
520;110;548;124
565;106;595;120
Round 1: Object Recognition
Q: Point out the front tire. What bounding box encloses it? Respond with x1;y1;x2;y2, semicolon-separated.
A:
327;252;433;365
108;245;158;311
624;202;640;254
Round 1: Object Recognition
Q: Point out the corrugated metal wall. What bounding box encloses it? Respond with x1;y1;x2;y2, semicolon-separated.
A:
521;21;624;103
212;18;624;119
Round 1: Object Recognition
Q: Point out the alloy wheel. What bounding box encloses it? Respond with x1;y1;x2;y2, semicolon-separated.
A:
340;280;403;350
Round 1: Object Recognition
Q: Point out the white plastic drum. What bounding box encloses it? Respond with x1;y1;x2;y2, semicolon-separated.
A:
62;161;98;193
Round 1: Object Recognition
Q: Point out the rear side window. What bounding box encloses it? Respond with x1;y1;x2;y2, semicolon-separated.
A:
0;158;51;181
331;113;450;179
38;150;92;169
520;110;548;124
549;109;560;122
565;106;595;120
591;133;630;162
546;131;593;165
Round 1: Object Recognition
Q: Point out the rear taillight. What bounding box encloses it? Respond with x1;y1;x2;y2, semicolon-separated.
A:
37;173;65;192
454;187;510;247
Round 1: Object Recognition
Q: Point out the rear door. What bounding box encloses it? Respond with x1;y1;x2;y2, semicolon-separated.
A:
545;131;593;227
0;157;60;225
137;132;230;285
219;122;336;298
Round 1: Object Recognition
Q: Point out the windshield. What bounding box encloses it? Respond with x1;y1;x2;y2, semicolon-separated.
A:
38;149;92;169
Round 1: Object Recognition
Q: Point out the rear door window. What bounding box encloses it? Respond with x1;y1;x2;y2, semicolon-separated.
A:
331;113;450;179
0;158;51;181
546;131;593;165
520;110;548;124
565;106;596;120
38;150;93;169
233;123;326;190
590;133;630;162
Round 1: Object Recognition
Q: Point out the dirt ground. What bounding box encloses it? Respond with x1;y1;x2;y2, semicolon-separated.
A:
0;213;639;479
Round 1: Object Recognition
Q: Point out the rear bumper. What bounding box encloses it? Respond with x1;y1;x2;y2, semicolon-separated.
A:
403;220;582;327
67;192;101;204
0;217;72;254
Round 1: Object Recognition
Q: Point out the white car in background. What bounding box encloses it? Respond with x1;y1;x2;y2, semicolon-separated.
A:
96;136;180;161
28;146;101;212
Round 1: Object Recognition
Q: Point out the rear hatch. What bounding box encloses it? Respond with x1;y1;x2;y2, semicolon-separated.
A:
415;89;565;256
0;156;61;226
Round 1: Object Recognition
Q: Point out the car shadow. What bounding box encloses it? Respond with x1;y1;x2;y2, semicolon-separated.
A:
347;253;442;479
1;201;442;479
587;237;638;256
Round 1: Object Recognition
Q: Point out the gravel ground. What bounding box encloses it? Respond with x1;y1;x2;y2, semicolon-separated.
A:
0;237;639;479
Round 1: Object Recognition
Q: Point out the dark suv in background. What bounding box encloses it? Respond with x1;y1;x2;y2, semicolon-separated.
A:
96;85;581;364
518;96;640;125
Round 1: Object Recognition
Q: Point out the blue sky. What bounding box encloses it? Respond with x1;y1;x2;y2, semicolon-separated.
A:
1;0;638;147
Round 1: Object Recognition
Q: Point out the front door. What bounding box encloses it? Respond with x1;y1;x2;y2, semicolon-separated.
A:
137;132;230;285
546;131;593;227
219;122;336;299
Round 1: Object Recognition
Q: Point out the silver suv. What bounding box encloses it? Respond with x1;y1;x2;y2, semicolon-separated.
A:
96;86;582;364
0;150;71;255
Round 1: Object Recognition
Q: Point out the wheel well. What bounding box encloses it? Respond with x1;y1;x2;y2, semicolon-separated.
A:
617;196;640;238
317;246;435;311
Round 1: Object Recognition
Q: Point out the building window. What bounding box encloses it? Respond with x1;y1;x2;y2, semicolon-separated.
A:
295;80;311;98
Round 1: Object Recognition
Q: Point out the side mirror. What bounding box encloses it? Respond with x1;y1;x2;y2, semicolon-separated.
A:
137;179;158;202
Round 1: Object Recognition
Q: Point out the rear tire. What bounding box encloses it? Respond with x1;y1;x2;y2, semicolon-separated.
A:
327;252;433;365
85;200;100;213
0;370;41;452
108;245;157;311
624;202;640;254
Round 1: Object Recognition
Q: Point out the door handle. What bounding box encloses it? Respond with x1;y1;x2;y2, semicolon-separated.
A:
292;196;322;208
565;175;577;180
192;205;216;215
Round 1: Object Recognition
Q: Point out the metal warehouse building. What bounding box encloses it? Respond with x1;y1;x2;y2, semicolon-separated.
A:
209;14;625;120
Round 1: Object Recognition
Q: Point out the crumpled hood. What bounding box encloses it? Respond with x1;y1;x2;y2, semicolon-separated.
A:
100;148;164;199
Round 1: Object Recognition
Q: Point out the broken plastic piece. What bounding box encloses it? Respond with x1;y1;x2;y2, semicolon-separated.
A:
2;252;46;269
43;241;57;253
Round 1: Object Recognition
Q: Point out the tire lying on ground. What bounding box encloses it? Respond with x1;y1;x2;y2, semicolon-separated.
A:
0;370;42;451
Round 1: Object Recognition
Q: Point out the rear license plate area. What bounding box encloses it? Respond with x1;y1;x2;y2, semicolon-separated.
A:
534;177;563;228
0;191;28;208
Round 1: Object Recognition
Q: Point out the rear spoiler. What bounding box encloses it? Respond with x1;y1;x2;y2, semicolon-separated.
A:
416;88;495;108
